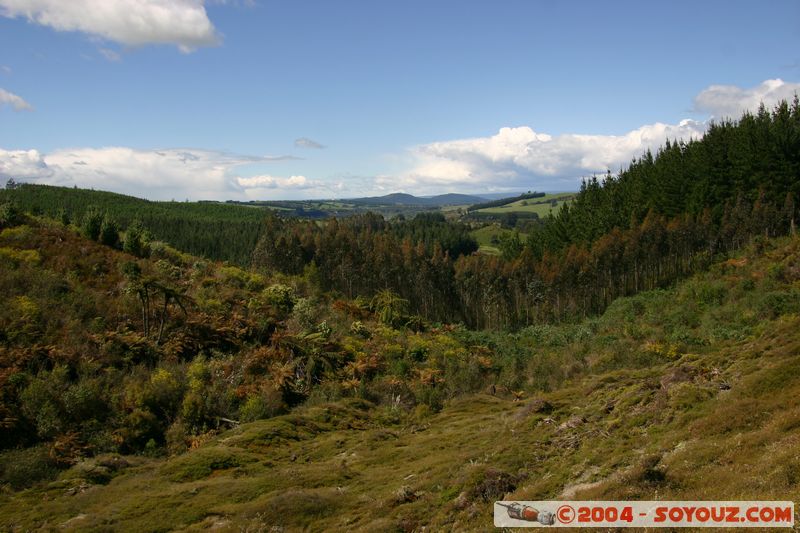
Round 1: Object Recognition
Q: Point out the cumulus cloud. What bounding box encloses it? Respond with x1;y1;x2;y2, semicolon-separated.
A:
0;146;313;200
0;0;220;52
382;79;800;194
694;78;800;119
236;174;340;199
0;148;52;179
294;137;326;149
237;174;319;189
386;120;707;193
0;87;33;111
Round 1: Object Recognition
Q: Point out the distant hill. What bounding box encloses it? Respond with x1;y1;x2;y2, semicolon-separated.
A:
467;191;546;211
0;183;265;264
347;192;487;206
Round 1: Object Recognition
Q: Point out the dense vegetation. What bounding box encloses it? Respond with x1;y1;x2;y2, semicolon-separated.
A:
7;102;795;331
1;217;799;529
0;184;265;264
0;99;799;530
530;99;800;252
0;215;482;464
250;100;799;329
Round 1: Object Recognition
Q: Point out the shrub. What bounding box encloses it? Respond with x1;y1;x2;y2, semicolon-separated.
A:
123;220;150;258
181;390;207;431
0;247;40;266
692;279;728;307
81;208;103;241
349;320;370;338
464;468;525;503
293;297;318;329
757;290;800;319
0;201;22;228
413;384;444;412
518;324;569;347
239;388;287;422
117;408;162;452
0;445;60;489
165;421;190;456
58;207;71;226
99;216;120;247
264;284;296;315
142;368;184;420
63;379;107;423
19;369;69;439
443;352;490;396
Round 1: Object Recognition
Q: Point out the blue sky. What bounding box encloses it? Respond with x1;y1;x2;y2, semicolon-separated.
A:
1;0;799;200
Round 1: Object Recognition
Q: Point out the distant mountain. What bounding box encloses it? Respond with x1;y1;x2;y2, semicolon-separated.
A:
346;192;488;206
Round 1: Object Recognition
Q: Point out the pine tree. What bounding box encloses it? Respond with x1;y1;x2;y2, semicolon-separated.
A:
81;208;103;241
100;216;120;248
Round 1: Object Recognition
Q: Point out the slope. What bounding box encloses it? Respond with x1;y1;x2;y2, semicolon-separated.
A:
0;184;265;264
2;222;799;531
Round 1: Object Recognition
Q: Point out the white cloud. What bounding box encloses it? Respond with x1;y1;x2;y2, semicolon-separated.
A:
237;175;318;189
694;78;800;119
388;120;707;193
0;0;220;52
382;79;800;194
99;48;121;62
0;87;33;111
1;66;10;75
294;137;326;149
0;148;52;178
3;79;797;200
0;147;313;200
237;174;336;199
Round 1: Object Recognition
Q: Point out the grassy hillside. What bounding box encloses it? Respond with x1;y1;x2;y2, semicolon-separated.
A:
477;192;575;216
2;215;799;531
469;224;514;255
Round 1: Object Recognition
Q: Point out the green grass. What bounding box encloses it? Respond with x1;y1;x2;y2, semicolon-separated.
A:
478;192;575;216
470;224;514;255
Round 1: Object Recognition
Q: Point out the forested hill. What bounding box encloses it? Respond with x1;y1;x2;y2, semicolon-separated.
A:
251;100;800;329
530;98;800;254
0;101;799;529
0;184;265;264
2;100;798;330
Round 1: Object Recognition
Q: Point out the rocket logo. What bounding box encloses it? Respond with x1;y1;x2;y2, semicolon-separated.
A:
496;502;556;525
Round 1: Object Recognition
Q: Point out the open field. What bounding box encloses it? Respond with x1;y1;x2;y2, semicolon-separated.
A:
477;192;576;216
470;224;514;254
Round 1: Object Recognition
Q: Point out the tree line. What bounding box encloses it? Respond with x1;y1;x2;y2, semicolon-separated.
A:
0;185;265;264
467;191;545;211
253;99;799;329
